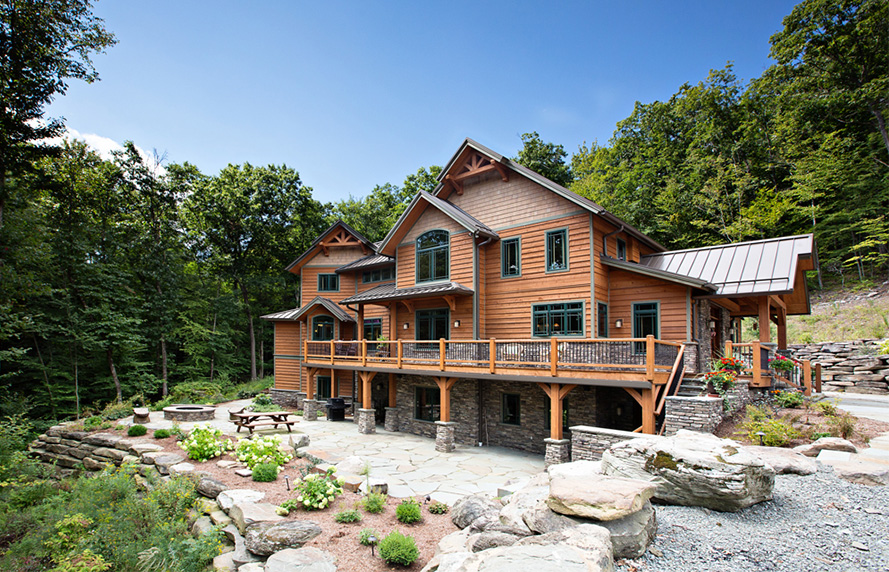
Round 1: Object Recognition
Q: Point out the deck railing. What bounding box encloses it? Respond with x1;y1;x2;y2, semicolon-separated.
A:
304;336;681;382
724;341;815;395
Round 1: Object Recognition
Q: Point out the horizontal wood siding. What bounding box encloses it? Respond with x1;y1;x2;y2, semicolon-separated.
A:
608;269;688;343
450;232;473;285
273;358;301;391
301;266;356;308
397;244;414;288
274;321;302;356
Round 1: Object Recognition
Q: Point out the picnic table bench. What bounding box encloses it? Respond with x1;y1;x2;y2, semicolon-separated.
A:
233;411;298;434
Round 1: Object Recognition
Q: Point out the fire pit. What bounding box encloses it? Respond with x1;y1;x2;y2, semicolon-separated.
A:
163;404;216;422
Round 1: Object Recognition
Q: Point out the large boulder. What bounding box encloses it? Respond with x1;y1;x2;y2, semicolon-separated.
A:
197;475;229;498
451;494;501;529
829;459;889;486
547;473;656;521
522;500;579;535
229;501;284;534
793;437;858;457
264;547;336;572
601;430;775;512
335;455;369;475
435;528;473;556
245;520;323;555
546;460;602;479
217;489;266;512
597;501;656;558
221;524;263;567
744;446;817;475
516;525;614;571
498;480;550;534
467;531;520;552
433;543;611;572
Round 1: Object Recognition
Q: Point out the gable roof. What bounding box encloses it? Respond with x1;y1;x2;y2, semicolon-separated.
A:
377;190;498;256
640;234;817;297
340;281;473;305
260;296;356;323
285;220;376;273
335;252;394;273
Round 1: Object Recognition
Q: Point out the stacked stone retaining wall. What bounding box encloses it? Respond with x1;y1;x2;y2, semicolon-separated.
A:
570;426;661;461
787;339;889;394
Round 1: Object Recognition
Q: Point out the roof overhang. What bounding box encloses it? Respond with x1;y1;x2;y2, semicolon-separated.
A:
285;220;376;274
600;255;717;291
340;281;474;306
261;296;355;323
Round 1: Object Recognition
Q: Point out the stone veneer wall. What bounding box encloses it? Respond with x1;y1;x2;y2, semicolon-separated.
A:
786;339;889;394
394;375;480;445
570;426;647;461
269;388;302;408
663;396;724;436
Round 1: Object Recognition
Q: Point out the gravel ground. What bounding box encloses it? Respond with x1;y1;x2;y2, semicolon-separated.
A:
616;466;888;572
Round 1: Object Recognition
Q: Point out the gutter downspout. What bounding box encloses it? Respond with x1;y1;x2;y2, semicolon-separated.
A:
474;232;496;340
601;225;625;257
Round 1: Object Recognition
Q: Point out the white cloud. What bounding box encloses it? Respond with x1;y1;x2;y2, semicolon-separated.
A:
43;127;166;175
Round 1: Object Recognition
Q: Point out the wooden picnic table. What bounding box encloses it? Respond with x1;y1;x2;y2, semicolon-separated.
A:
233;411;298;434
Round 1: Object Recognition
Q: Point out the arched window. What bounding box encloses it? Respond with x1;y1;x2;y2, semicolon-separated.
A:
312;315;334;341
416;230;449;283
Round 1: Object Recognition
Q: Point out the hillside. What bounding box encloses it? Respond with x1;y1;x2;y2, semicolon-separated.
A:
775;281;889;344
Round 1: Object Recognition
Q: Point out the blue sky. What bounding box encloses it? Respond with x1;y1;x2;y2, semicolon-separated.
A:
48;0;800;204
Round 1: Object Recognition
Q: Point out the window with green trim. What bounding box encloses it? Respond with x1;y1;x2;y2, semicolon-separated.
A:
414;386;440;421
501;237;521;277
416;230;449;282
363;318;382;340
633;302;659;353
317;273;339;292
312;315;334;341
501;393;521;425
545;229;567;271
533;302;583;337
597;302;609;338
362;267;393;283
316;375;331;399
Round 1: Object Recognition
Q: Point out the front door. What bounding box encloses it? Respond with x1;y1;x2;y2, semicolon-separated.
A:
632;302;659;353
416;308;449;344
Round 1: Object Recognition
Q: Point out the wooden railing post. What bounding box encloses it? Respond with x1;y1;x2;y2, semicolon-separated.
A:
439;339;446;371
645;335;655;381
815;363;822;393
303;338;308;362
397;340;403;368
550;337;558;377
803;360;812;396
489;339;496;374
361;339;367;366
329;340;334;364
724;340;733;359
752;341;762;387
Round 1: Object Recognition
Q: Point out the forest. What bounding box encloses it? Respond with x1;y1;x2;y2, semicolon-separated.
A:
1;0;887;421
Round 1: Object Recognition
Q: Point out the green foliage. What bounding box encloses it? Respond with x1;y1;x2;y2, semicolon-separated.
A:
127;424;147;437
334;509;361;523
513;132;573;187
810;431;832;440
153;429;172;439
170;424;188;442
360;492;387;514
290;468;344;510
251;463;279;482
880;339;889;355
48;549;111;572
828;412;857;439
235;434;293;469
170;381;223;404
378;530;420;566
737;405;802;447
773;390;805;408
428;500;449;515
358;528;378;546
177;424;233;462
814;400;839;417
248;393;279;412
395;498;422;524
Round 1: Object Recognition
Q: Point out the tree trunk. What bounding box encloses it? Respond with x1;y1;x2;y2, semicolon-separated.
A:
260;337;264;378
869;103;889;159
107;347;122;403
160;337;168;396
32;334;57;418
209;282;219;382
239;281;257;380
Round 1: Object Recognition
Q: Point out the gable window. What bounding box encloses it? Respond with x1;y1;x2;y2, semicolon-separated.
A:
416;230;449;283
415;386;440;422
501;237;521;278
597;302;609;338
545;229;568;272
316;375;331;399
616;238;627;261
501;393;521;425
312;315;334;341
362;267;393;283
532;302;584;337
363;318;382;340
632;302;659;353
318;273;339;292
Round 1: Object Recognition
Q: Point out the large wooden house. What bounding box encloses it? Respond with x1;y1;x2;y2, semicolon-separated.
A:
262;138;818;457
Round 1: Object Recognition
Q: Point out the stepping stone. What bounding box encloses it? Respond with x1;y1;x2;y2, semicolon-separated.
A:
235;468;253;478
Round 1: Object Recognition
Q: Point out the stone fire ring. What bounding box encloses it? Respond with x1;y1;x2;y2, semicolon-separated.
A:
163;404;217;422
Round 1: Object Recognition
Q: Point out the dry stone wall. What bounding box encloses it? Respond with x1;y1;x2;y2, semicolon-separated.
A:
787;339;889;394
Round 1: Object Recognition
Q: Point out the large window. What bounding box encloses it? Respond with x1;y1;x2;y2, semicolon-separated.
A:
362;267;393;283
633;302;659;353
363;318;382;340
501;393;521;425
415;386;440;421
312;315;334;341
501;237;521;278
416;308;449;343
317;273;339;292
416;230;449;283
532;302;584;337
316;375;331;399
545;229;568;272
597;302;609;338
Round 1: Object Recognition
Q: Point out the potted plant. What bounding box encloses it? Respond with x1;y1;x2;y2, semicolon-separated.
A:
718;356;744;374
701;369;736;397
769;355;796;374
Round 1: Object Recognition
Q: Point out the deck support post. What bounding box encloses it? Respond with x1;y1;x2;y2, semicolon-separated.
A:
305;367;317;401
815;363;822;393
433;377;458;423
357;408;376;434
641;387;656;434
331;368;337;398
384;407;399;432
802;360;812;396
758;297;770;343
537;382;577;440
388;373;396;407
358;370;374;410
544;438;571;466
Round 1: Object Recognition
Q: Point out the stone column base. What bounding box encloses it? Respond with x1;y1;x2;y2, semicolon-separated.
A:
384;407;399;432
544;438;571;466
302;399;320;421
296;392;307;411
357;408;376;434
435;421;457;453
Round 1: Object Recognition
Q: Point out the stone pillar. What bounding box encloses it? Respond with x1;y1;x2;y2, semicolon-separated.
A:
296;392;307;411
683;341;699;374
435;421;456;453
384;407;399;432
357;408;376;434
302;399;320;421
696;299;713;370
544;438;571;466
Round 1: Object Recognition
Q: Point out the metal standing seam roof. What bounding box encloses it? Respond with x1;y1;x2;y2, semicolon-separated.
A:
335;253;394;273
640;234;816;296
600;255;717;291
260;296;356;323
339;281;474;305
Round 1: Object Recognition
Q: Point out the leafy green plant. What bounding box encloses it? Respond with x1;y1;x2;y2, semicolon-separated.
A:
177;424;233;462
378;530;419;566
773;390;804;408
700;368;736;396
815;400;839;417
737;414;801;447
290;468;344;510
153;429;172;439
828;412;856;439
334;509;361;523
395;498;422;524
235;434;293;469
768;355;796;373
127;425;148;437
810;431;832;440
48;549;111;572
252;463;279;482
170;381;223;404
170;424;188;442
879;339;889;355
428;500;449;515
358;528;378;546
360;492;387;514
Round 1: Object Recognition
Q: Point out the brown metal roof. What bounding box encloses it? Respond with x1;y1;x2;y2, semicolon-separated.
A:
640;234;816;297
335;253;394;273
260;296;355;323
340;281;473;305
600;255;716;291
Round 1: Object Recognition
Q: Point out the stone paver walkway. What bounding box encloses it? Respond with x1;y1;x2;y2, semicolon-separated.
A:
132;400;544;503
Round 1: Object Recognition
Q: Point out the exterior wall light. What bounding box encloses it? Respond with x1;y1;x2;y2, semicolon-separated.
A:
453;320;460;328
403;323;409;330
615;319;623;329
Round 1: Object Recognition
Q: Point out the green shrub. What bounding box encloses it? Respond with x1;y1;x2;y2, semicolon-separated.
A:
127;425;148;437
358;528;378;546
98;399;138;421
252;463;279;482
360;492;387;514
737;416;801;447
177;424;233;462
828;412;856;439
48;549;111;572
334;509;361;523
290;468;344;510
774;390;805;408
428;500;449;514
153;429;172;439
815;400;839;417
170;424;188;441
170;381;223;404
378;530;419;566
879;339;889;355
83;416;105;430
744;404;771;422
395;498;422;524
235;434;293;469
810;431;832;440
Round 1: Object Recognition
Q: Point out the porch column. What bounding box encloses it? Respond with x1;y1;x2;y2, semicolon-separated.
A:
758;296;770;343
357;370;376;434
331;368;338;398
538;382;576;466
357;305;364;338
623;386;657;435
389;303;397;341
433;377;458;453
385;373;399;432
776;306;788;350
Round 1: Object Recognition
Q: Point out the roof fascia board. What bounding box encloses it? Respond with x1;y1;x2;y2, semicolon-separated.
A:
285;220;376;273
